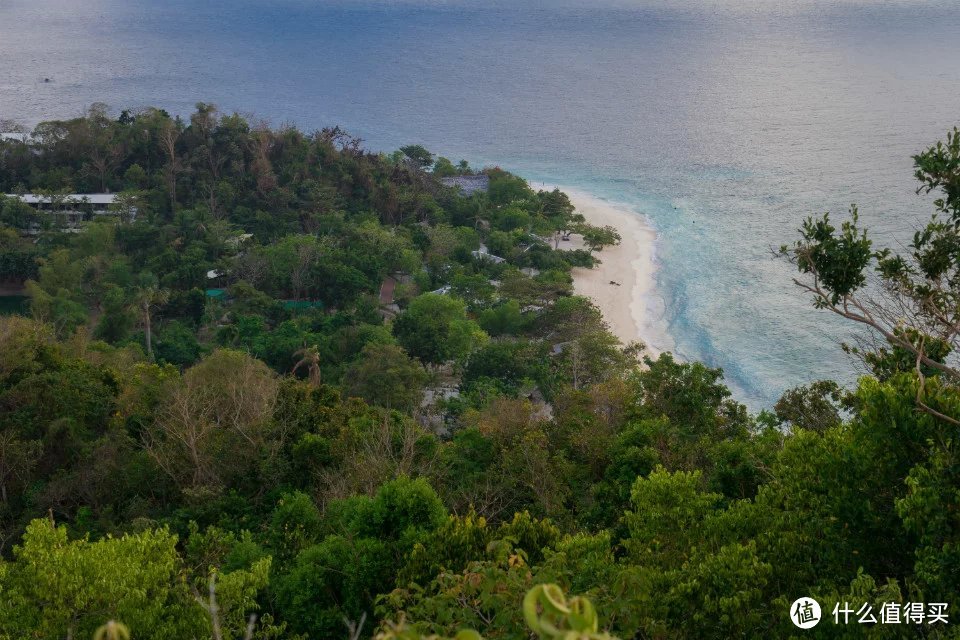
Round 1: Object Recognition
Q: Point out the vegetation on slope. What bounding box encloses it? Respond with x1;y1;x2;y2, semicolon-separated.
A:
0;106;958;639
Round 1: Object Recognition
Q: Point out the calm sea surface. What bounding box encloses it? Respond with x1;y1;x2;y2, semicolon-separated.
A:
3;0;960;407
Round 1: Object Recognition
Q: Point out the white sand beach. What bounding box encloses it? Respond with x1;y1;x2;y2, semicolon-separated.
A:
537;184;663;355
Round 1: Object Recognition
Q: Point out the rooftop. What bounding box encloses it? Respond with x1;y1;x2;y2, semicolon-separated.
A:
472;249;506;264
440;174;490;196
0;132;29;143
5;193;118;205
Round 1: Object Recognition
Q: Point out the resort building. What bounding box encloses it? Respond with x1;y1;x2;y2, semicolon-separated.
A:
439;174;489;196
0;131;30;144
3;193;125;233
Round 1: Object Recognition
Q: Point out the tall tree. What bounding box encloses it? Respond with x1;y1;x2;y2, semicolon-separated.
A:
133;279;170;360
159;119;182;215
291;345;321;387
144;349;279;491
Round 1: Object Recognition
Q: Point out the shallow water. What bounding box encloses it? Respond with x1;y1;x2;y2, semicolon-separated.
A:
3;0;960;407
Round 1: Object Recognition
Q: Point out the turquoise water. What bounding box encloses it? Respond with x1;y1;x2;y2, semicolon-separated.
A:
3;0;960;407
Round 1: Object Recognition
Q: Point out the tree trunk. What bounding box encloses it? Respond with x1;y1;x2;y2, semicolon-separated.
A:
143;304;153;358
168;172;177;215
161;125;180;215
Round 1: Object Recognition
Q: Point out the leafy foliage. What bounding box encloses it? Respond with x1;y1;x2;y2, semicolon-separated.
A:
1;108;960;640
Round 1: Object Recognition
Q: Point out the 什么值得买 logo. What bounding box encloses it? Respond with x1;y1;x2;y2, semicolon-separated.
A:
790;597;821;629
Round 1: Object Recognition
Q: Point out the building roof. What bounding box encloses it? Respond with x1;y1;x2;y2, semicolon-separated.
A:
471;249;506;264
379;276;397;305
440;174;490;196
226;233;254;246
282;300;324;311
5;193;117;205
0;132;29;143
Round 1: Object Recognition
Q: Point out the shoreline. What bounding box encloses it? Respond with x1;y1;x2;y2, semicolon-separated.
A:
536;183;664;356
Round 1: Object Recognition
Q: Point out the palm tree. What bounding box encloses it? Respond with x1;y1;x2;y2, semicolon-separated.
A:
217;323;240;346
133;284;170;359
291;345;321;387
471;195;490;231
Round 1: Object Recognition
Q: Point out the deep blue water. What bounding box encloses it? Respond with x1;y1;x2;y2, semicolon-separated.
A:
3;0;960;408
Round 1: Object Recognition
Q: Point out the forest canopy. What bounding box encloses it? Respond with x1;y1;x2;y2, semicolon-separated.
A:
0;105;957;639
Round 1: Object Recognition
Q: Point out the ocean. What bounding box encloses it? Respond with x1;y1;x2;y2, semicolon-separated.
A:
3;0;960;408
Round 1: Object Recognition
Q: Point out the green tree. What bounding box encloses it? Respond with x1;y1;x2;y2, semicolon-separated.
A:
432;157;458;178
400;145;434;170
132;276;171;360
344;343;429;411
576;224;621;254
539;296;630;390
268;491;323;564
478;300;526;336
154;320;204;367
0;518;206;640
623;467;722;569
95;286;135;343
277;477;447;638
487;169;534;207
782;127;960;425
773;379;846;433
393;294;488;365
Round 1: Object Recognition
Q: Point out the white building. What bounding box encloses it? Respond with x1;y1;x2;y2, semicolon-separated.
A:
3;193;123;233
0;132;30;144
